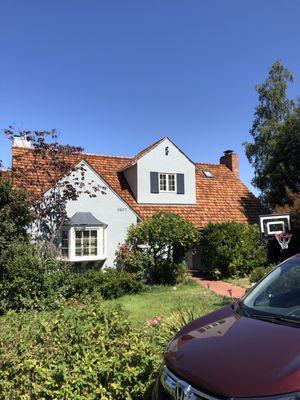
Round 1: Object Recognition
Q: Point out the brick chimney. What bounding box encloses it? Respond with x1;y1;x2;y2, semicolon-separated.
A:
220;150;239;177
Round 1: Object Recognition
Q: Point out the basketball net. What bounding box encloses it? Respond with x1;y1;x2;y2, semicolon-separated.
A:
275;233;293;250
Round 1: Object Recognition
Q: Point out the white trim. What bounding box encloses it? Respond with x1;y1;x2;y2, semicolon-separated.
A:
267;221;285;235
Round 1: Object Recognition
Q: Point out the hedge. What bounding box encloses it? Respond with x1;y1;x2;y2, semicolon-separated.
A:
0;297;163;400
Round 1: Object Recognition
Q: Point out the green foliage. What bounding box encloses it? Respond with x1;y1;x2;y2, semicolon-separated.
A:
200;222;268;279
244;60;295;207
115;243;155;280
0;177;32;250
268;106;300;207
119;212;199;284
147;260;188;285
0;298;163;399
249;265;274;283
68;269;146;300
0;241;70;312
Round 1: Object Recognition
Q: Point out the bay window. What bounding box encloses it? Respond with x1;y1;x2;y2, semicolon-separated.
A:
58;212;107;262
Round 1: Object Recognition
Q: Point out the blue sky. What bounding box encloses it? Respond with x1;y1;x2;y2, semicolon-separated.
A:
0;0;299;193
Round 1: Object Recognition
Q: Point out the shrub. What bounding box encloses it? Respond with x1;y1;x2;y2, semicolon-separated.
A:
115;243;155;279
200;222;268;279
117;211;199;284
148;260;188;285
0;240;70;312
249;265;275;283
68;268;146;300
0;297;163;399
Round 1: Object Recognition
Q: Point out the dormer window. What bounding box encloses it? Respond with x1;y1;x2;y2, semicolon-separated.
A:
159;173;176;192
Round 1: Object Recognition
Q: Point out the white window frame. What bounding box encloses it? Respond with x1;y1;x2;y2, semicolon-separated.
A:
58;226;107;262
159;173;177;193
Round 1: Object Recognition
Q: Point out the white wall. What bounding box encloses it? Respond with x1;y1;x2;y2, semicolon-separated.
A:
123;164;138;200
65;162;138;267
136;138;196;204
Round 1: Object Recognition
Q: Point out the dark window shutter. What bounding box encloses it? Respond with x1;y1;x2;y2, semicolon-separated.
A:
177;173;185;194
150;172;159;193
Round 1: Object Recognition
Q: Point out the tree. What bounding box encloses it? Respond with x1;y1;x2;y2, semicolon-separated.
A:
244;61;294;207
3;128;105;243
269;106;300;206
0;176;32;250
119;212;200;284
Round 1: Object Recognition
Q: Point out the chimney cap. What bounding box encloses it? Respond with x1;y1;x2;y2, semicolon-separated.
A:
13;135;31;148
224;149;234;155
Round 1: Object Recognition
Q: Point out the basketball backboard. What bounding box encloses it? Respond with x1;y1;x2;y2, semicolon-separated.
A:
259;214;291;241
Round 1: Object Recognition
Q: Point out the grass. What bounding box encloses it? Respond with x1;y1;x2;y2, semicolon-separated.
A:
109;279;229;325
225;276;251;289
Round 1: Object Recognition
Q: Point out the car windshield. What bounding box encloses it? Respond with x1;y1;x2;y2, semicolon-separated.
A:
243;257;300;321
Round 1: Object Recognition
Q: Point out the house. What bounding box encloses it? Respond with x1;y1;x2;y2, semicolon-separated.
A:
10;136;263;268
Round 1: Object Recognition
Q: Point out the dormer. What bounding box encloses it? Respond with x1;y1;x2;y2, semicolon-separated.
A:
121;137;197;204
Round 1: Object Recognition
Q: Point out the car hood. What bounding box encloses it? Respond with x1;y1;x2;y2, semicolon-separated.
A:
165;305;300;397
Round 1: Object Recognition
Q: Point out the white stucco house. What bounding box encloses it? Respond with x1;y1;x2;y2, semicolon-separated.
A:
10;136;263;269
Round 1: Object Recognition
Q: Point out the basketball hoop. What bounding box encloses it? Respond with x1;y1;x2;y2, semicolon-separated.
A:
275;233;293;250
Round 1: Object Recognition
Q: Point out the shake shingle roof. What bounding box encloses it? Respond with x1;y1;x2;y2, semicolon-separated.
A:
11;145;263;228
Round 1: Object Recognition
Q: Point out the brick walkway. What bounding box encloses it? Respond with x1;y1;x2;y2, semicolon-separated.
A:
192;277;246;299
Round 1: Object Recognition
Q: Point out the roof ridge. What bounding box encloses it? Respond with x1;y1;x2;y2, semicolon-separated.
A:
12;146;133;160
83;152;133;159
195;162;220;167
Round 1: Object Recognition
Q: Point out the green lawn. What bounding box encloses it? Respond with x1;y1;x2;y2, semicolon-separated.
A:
225;276;251;289
110;279;228;325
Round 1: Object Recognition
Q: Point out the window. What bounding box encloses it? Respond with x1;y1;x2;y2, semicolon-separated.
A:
203;170;214;178
159;173;176;192
60;230;69;258
75;229;98;257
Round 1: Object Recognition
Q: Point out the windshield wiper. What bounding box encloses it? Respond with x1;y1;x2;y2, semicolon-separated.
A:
250;313;300;326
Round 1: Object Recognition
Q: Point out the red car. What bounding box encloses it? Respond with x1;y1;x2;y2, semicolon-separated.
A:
153;254;300;400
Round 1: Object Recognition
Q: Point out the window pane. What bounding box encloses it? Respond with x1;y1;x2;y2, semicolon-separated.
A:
60;230;69;258
75;248;82;256
90;247;97;255
91;230;97;237
61;248;68;257
159;174;167;191
75;231;82;239
83;231;90;238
